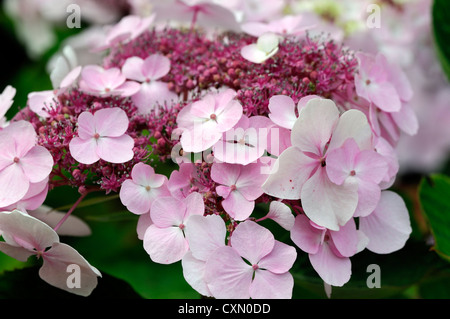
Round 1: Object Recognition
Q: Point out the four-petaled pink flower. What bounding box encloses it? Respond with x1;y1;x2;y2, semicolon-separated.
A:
122;54;178;114
69;107;135;165
262;97;374;230
177;89;243;153
326;138;389;217
143;192;204;264
290;214;365;287
0;121;54;208
79;65;140;97
211;161;267;221
120;163;171;215
0;209;101;297
213;115;271;165
204;220;297;299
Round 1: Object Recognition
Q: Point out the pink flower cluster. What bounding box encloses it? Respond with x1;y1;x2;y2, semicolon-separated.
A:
0;9;415;298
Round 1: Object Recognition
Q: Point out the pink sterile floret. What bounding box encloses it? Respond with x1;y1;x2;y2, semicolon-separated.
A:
143;192;205;264
0;210;101;297
121;54;178;114
69;107;135;165
119;162;171;215
0;121;54;208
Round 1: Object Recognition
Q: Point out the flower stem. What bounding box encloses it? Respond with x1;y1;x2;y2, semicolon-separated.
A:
53;191;88;232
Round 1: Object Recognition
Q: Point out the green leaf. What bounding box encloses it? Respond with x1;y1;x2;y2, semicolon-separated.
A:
292;240;443;299
432;0;450;81
0;266;142;299
419;174;450;262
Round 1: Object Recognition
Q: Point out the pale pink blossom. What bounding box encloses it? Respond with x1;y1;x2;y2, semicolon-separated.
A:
182;214;227;297
359;191;412;254
152;0;240;32
0;177;49;212
167;163;206;200
211;161;267;221
28;64;81;118
264;201;295;231
241;32;279;64
95;14;155;51
69;107;135;165
0;209;101;296
143;192;204;264
121;54;178;114
0;121;54;208
79;65;140;97
326;138;388;217
119;163;171;215
204;220;297;299
290;214;367;287
177;89;243;153
267;94;321;130
262;97;374;230
241;14;314;38
0;85;16;128
212;115;271;165
355;52;402;113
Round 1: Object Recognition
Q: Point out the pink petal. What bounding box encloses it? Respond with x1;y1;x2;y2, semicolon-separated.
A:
290;214;323;254
0;164;29;207
329;218;359;258
301;168;358;231
3;121;37;158
215;101;243;133
235;162;267;200
76;111;96;139
184;214;226;261
230;221;274;265
137;213;152;240
262;147;318;200
143;225;188;264
20;146;54;183
142;54;171;80
121;56;146;82
115;80;141;97
40;242;101;296
27;90;56;118
0;242;33;262
326;138;360;186
354;180;381;218
69;137;99;165
94;107;129;137
359;191;412;254
131;162;166;188
309;243;352;287
250;270;294;299
328;109;373;152
181;252;212;297
59;66;82;89
183;192;205;218
96;134;134;164
0;85;16;118
291;98;339;155
368;81;402;113
204;246;253;299
268;95;297;129
131;81;177;113
391;102;418;136
210;162;241;186
8;178;49;211
150;196;186;227
258;240;297;274
221;190;255;221
265;201;295;231
119;179;153;215
0;210;58;252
